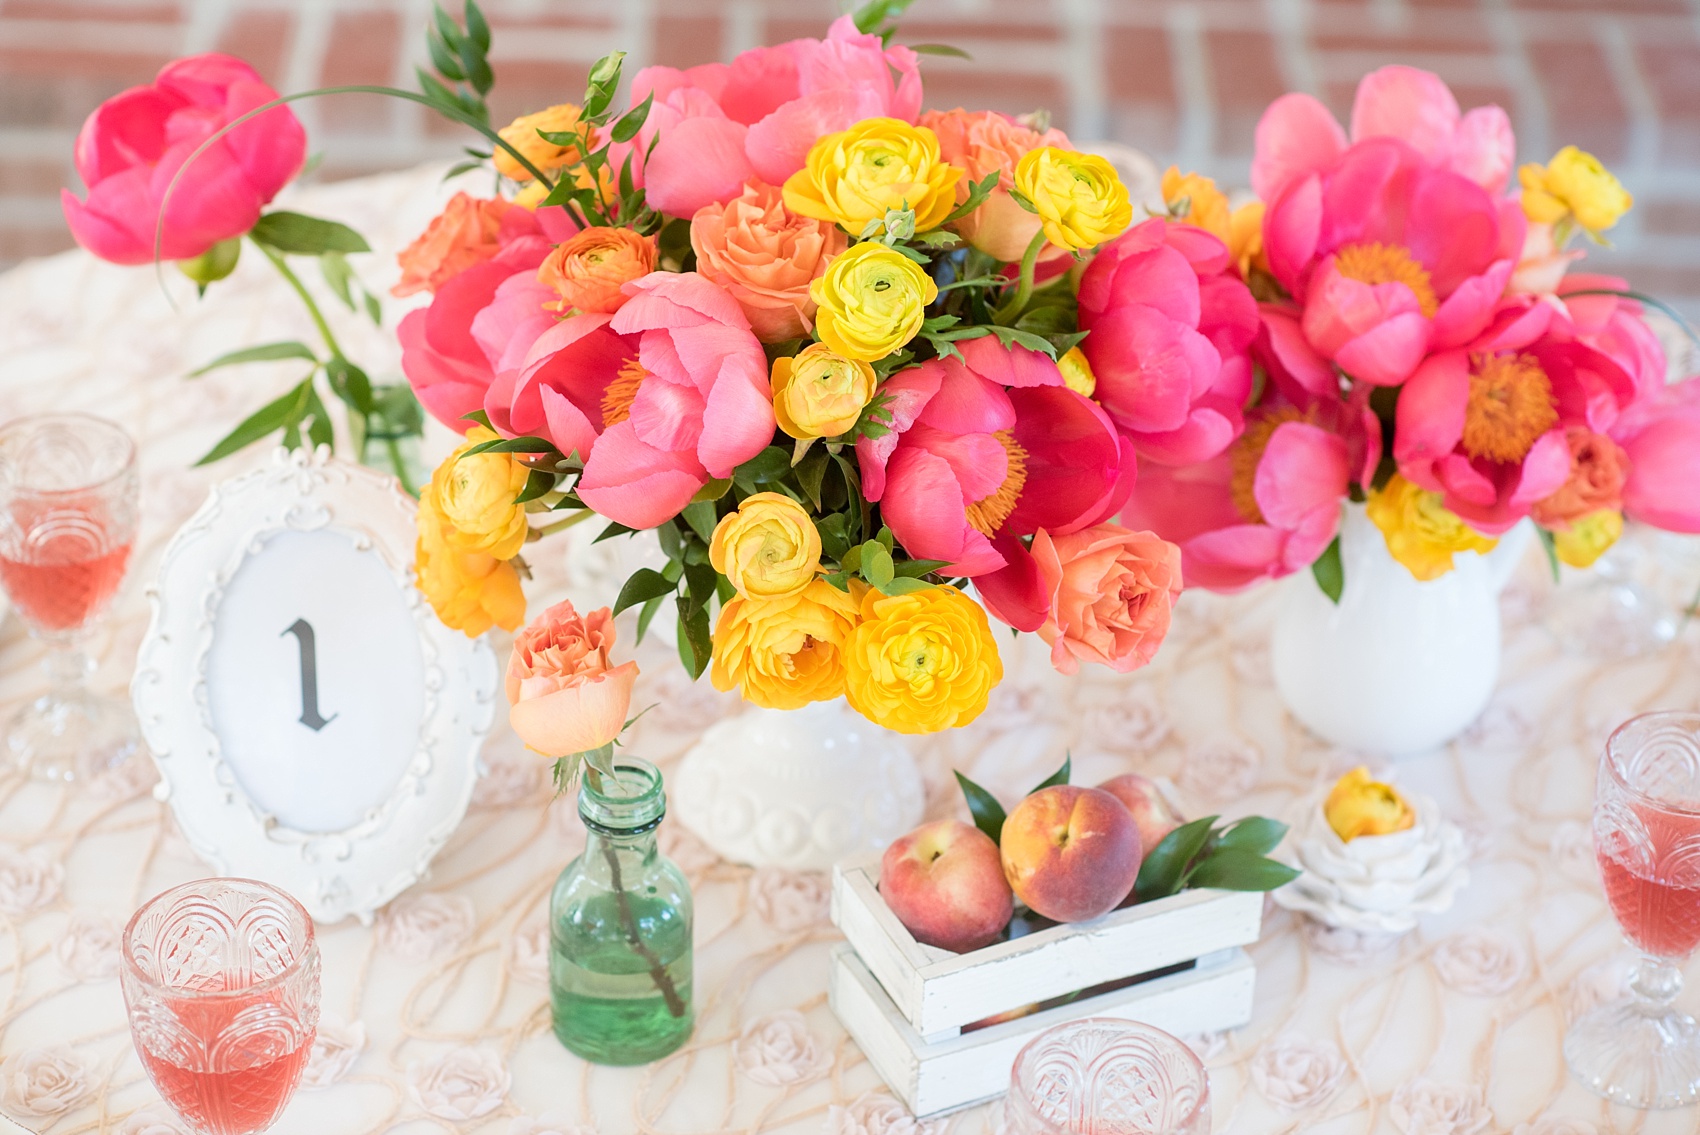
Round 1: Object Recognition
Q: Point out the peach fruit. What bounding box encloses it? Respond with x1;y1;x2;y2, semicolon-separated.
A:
1097;773;1185;857
880;819;1014;953
1000;786;1141;922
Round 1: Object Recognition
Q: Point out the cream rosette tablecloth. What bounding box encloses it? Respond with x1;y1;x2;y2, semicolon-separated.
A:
1;164;1699;1135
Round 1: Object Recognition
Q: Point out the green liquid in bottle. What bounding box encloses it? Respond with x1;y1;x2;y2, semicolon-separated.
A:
549;893;693;1065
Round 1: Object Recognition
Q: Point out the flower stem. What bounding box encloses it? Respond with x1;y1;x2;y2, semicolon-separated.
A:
583;766;688;1019
993;228;1049;325
254;239;346;361
527;509;596;540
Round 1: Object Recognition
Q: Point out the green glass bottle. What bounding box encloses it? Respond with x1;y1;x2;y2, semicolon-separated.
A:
549;758;693;1064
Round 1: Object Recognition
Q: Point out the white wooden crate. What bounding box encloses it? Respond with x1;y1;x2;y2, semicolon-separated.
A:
830;944;1256;1118
830;858;1264;1038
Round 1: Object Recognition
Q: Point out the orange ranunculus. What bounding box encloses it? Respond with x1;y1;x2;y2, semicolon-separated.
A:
506;599;639;758
1531;426;1630;528
690;179;847;342
392;193;512;297
1029;524;1183;675
920;108;1071;263
536;227;658;315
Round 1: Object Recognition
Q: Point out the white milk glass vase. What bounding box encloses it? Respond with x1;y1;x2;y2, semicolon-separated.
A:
1272;504;1532;757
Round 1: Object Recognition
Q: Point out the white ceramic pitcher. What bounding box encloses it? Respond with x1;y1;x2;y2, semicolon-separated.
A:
1272;504;1532;757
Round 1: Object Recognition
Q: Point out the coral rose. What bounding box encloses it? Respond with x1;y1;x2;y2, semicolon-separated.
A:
1013;147;1133;252
427;428;531;559
1530;426;1628;528
710;580;862;709
394;194;512;297
691;180;846;341
1024;524;1183;676
920;108;1070;262
809;242;937;362
495;104;594;181
506;600;639;757
708;492;822;600
415;491;525;637
842;585;1002;734
771;344;875;439
783;118;962;235
537;227;657;315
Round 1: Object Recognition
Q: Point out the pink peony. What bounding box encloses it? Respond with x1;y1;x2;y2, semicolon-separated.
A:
61;53;306;264
506;600;639;757
486;272;773;529
857;337;1132;578
1076;219;1260;464
1615;378;1700;533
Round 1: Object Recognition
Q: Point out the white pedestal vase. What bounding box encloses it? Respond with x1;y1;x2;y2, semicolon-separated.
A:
671;698;924;870
1272;504;1533;757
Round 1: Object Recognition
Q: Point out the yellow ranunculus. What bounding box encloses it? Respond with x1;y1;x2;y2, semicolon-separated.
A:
710;579;863;709
495;104;594;182
415;489;527;637
1013;147;1133;252
708;492;822;601
1056;346;1097;398
1324;767;1415;842
842;585;1002;734
1228;200;1268;279
782;118;962;235
429;427;531;560
1519;146;1632;234
1161;167;1231;244
809;242;937;362
1551;508;1623;569
771;344;877;440
1366;475;1498;582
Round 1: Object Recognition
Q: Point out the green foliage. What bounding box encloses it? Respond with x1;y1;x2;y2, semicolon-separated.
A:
954;770;1007;844
250;211;370;255
1136;815;1299;902
188;342;316;376
420;1;493;125
1312;536;1344;604
1537;526;1561;582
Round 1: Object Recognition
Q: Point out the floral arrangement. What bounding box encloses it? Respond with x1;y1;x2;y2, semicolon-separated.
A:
396;2;1201;734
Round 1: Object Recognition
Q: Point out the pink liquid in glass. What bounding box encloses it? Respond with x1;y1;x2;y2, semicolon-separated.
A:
137;1031;313;1135
0;504;130;631
1597;804;1700;960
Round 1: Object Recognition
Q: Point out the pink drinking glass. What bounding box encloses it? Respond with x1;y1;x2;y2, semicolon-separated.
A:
1565;711;1700;1109
1006;1018;1211;1135
121;879;320;1135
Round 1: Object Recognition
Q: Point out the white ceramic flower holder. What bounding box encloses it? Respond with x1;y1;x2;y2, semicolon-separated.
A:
1272;785;1469;935
828;859;1263;1117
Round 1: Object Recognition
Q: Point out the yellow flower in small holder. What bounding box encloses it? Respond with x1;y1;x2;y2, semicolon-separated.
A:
1519;146;1632;235
1324;767;1416;842
1366;475;1498;582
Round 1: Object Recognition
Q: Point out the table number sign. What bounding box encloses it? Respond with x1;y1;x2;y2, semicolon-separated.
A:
133;448;497;923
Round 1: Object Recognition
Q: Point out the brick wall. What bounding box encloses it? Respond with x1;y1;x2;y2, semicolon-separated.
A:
8;0;1700;320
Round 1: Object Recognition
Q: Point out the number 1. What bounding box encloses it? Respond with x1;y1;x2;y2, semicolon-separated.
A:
282;618;338;732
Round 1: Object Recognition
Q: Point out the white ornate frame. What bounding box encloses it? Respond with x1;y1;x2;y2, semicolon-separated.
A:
132;448;498;924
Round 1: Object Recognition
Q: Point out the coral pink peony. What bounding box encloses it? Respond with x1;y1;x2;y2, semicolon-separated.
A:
506;600;639;757
393;194;513;298
858;338;1132;578
1076;219;1260;464
487;272;773;529
61;53;306;264
690;179;846;341
1614;378;1700;533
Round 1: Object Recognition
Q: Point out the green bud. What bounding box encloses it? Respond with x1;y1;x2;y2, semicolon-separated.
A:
178;237;242;286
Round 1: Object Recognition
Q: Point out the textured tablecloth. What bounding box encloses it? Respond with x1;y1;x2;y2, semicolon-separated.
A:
1;165;1699;1135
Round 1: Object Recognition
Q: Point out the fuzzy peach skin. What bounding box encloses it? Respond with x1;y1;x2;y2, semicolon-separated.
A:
879;819;1014;953
1000;786;1142;922
1097;774;1185;858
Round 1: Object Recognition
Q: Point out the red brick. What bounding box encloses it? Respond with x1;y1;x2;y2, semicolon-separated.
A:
1528;40;1630;163
0;0;180;19
1449;83;1518;120
0;225;75;263
481;60;592;130
215;10;293;89
1209;31;1286;155
1512;0;1686;11
920;71;1068;124
1637;43;1700;165
1643;201;1700;236
654;15;721;70
0;47;173;79
1104;25;1173;103
318;11;403;132
0;158;70;195
899;20;1061;45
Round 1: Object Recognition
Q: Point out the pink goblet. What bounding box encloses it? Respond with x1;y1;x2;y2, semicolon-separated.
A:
1006;1018;1211;1134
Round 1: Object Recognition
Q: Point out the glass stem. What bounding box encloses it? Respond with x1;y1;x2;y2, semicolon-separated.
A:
44;641;91;700
1630;955;1683;1010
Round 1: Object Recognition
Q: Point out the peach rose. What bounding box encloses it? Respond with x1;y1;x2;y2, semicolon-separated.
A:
506;600;639;757
393;193;512;297
690;179;847;342
1531;426;1629;527
919;108;1070;262
536;227;657;315
1029;524;1183;675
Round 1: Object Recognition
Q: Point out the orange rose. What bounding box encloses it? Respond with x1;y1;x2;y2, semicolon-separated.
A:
1029;524;1183;675
690;180;847;343
536;227;658;315
1531;426;1630;528
392;193;512;297
506;599;639;757
919;108;1071;262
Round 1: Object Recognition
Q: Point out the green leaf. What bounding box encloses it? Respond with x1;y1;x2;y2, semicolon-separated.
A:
1311;536;1344;604
324;357;374;415
942;171;1000;225
194;381;308;465
188;341;317;376
953;770;1008;845
460;435;557;456
692;477;731;503
614;567;677;615
635;593;665;644
513;467;556;504
1134;815;1219;902
250;211;371;255
876;576;932;595
1028;755;1071;794
363;289;382;326
797;446;830;510
733;445;793;487
456;24;493;94
1186;849;1301;892
907;42;972;59
464;0;490;52
675;595;713;679
461;408;493;430
1210;816;1288;857
583;51;626;120
862;542;894;588
416;68;478;119
680;500;719;544
427;23;466;81
1537;526;1561;583
895;558;949;578
818;512;851;559
319;250;355;310
303;385;334;451
611;90;653;143
595;521;638;543
681;560;717;614
840;543;864;575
